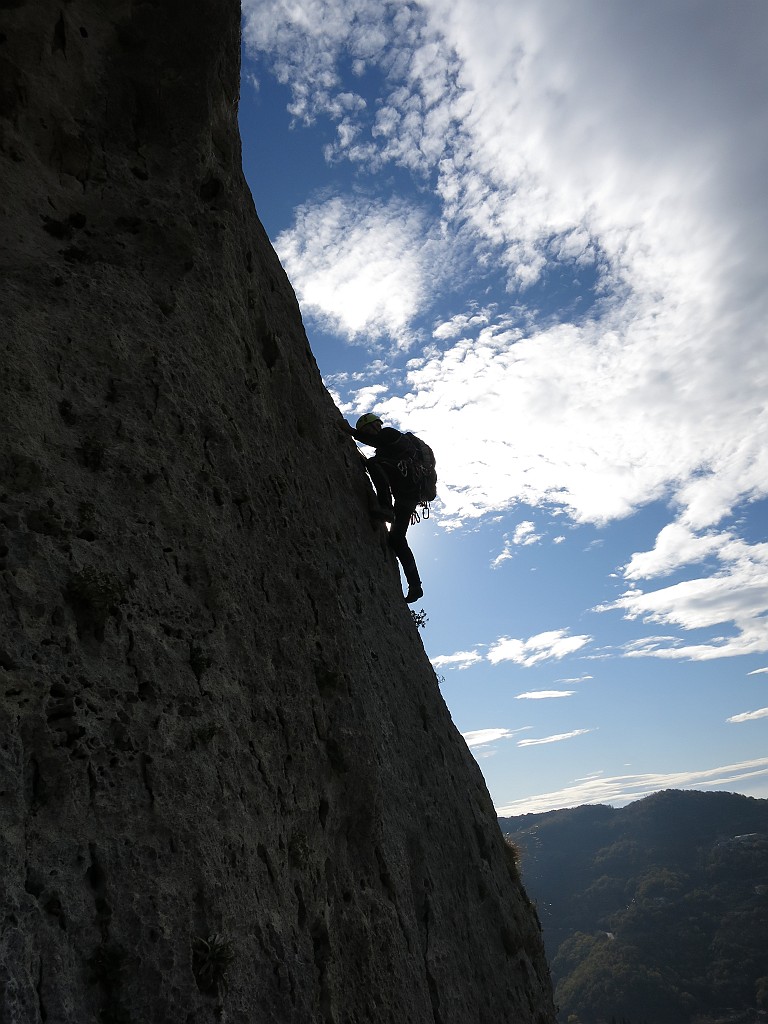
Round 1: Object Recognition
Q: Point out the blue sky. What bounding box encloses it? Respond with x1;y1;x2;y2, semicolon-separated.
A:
239;0;768;814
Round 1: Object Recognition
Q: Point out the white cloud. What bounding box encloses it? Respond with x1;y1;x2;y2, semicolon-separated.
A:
517;728;593;747
512;521;540;546
557;675;593;684
748;668;768;677
462;727;530;749
245;0;768;651
242;0;406;132
515;690;575;700
490;539;513;569
487;629;591;667
273;195;451;347
431;649;482;670
601;536;768;660
374;307;768;535
349;383;389;416
246;0;768;531
432;309;492;340
496;757;768;816
622;523;726;581
727;707;768;724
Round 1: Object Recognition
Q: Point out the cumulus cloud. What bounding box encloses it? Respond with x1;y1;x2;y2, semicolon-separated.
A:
727;707;768;724
245;0;768;524
431;649;483;670
349;383;389;416
496;757;768;815
487;629;591;667
513;521;540;546
433;308;492;340
244;0;768;655
622;523;727;581
273;195;455;347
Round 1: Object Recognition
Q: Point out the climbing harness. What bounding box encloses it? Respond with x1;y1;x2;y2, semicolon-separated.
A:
410;503;430;525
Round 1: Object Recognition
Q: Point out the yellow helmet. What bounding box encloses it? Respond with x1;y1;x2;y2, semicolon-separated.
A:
356;413;382;430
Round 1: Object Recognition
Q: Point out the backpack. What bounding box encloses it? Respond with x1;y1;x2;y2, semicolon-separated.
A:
396;432;437;504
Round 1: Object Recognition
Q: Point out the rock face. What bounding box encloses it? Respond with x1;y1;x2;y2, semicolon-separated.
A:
0;3;556;1023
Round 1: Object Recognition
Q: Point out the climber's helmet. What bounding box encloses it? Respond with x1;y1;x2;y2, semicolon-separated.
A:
356;413;383;433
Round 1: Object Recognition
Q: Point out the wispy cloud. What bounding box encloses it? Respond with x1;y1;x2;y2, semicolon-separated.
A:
601;535;768;660
490;522;541;566
490;540;513;569
727;707;768;724
515;690;575;700
431;649;483;670
517;728;593;747
435;629;591;673
496;757;768;816
462;726;531;749
747;667;768;677
487;629;591;667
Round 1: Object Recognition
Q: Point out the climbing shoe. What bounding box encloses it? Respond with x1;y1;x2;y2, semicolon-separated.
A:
405;584;423;604
371;506;395;523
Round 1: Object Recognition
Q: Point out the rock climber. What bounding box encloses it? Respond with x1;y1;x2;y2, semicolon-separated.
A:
339;413;426;604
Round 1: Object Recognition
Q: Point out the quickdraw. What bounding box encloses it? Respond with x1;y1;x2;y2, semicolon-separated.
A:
410;502;430;526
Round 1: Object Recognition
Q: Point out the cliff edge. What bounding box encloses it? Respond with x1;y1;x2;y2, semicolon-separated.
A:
0;3;556;1022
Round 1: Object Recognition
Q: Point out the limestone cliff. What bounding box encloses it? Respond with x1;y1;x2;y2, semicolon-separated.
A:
0;3;556;1022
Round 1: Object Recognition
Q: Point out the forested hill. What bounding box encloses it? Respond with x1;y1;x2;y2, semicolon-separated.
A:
500;789;768;1024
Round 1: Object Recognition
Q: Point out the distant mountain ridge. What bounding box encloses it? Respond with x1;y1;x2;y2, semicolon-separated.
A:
500;790;768;1024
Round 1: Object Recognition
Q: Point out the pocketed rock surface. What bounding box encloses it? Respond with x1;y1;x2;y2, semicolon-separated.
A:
0;3;556;1022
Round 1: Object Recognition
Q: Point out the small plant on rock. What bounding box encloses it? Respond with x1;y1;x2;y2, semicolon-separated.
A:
410;608;428;629
192;933;234;995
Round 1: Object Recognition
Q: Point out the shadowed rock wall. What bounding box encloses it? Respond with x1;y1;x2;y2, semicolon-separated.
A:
0;3;556;1022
